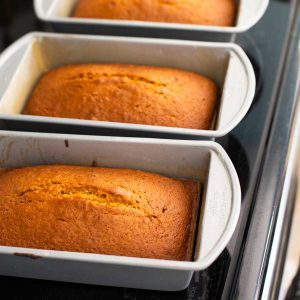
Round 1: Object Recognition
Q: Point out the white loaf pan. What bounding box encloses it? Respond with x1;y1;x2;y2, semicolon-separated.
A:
0;32;255;138
34;0;269;41
0;130;241;291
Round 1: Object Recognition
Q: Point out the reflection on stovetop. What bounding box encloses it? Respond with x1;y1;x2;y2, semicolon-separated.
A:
0;0;294;299
218;135;250;198
238;34;264;106
0;250;231;300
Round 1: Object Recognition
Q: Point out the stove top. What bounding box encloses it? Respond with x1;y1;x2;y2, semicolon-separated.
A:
0;1;299;299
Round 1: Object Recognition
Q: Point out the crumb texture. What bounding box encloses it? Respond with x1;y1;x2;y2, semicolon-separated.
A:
0;165;200;261
24;64;218;130
73;0;236;26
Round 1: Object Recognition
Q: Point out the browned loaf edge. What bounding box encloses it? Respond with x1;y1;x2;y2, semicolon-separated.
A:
23;64;218;130
73;0;237;27
0;165;200;261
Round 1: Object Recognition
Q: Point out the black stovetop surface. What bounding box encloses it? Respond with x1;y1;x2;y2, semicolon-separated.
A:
0;1;298;299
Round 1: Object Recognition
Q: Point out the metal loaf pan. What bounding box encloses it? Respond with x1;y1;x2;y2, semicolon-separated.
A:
34;0;269;42
0;32;255;139
0;131;241;291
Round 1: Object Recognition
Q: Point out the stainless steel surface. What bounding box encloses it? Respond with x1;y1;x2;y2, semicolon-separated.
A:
229;0;300;299
279;173;300;299
262;18;300;300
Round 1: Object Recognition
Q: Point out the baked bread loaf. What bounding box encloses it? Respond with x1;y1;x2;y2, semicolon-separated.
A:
0;165;200;261
23;64;218;130
73;0;236;27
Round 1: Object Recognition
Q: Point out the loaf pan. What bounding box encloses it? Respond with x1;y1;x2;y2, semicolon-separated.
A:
0;130;241;291
0;32;255;138
34;0;269;42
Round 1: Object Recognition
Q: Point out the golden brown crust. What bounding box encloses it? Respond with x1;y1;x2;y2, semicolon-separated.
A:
0;168;9;177
23;64;218;130
73;0;236;27
0;165;200;261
